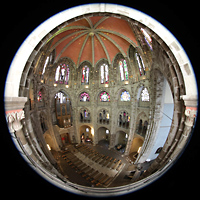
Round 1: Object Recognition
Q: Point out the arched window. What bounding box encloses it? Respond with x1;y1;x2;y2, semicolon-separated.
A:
141;88;149;101
119;59;128;81
141;28;152;50
98;110;109;124
100;63;109;84
37;88;45;107
80;92;90;102
55;64;70;85
136;53;146;76
100;91;110;102
121;91;131;101
37;91;42;102
81;66;89;85
42;56;49;76
80;108;91;122
118;111;130;129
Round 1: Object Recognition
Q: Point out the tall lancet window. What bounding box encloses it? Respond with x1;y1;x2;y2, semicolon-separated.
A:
141;28;153;50
141;88;149;101
119;59;128;81
55;64;70;85
136;53;146;76
81;66;89;85
100;64;109;84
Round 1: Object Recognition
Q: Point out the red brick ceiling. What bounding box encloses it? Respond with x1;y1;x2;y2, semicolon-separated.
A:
49;16;138;66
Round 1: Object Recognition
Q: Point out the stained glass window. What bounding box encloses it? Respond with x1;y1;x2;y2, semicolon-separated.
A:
55;64;70;85
100;64;109;84
55;66;60;82
80;92;90;102
119;59;128;81
136;53;146;76
141;28;153;50
42;56;49;75
141;88;149;101
121;91;131;101
81;66;89;85
37;91;42;102
65;67;70;85
84;110;88;118
100;91;110;102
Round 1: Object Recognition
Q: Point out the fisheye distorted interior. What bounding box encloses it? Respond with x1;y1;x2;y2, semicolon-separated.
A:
4;5;198;196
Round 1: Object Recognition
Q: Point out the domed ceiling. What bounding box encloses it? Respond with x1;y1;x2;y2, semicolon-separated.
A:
47;16;138;66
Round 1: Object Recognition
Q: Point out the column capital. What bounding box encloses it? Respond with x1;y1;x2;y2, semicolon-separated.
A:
184;108;197;127
6;110;25;133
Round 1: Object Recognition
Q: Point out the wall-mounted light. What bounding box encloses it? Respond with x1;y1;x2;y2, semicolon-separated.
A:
91;127;94;136
47;144;51;151
125;81;129;85
137;146;141;154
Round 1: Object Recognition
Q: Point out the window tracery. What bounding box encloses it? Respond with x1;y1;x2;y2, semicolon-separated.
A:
100;63;109;84
80;108;91;123
55;64;70;85
136;53;146;76
81;66;89;85
100;91;110;102
141;88;149;101
98;110;109;124
118;111;130;129
80;92;90;102
120;91;131;102
119;59;128;81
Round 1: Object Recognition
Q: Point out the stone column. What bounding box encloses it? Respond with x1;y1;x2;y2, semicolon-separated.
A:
170;106;197;160
124;98;136;155
5;97;33;155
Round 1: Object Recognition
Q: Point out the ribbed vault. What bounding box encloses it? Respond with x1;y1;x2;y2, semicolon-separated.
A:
47;16;138;67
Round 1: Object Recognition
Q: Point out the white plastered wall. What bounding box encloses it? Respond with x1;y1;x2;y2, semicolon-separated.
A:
4;3;198;100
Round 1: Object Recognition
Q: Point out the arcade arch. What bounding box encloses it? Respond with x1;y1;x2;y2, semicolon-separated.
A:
129;137;144;162
79;125;93;144
97;127;110;147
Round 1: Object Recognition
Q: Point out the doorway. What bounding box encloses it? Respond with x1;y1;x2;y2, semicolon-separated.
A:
97;127;110;148
129;137;144;162
115;131;128;153
61;133;71;145
80;125;93;144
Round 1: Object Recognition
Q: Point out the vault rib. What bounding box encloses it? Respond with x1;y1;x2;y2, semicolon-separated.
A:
56;31;89;62
95;34;111;65
77;34;90;68
49;30;88;52
98;32;127;58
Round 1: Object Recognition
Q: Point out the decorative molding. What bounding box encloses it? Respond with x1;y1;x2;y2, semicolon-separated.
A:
6;110;25;133
185;108;197;127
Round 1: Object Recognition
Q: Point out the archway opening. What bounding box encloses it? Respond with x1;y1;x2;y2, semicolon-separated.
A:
80;125;93;144
115;131;128;153
97;127;110;148
129;137;144;162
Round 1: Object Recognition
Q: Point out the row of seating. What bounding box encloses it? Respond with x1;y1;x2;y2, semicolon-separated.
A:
61;149;114;186
75;144;124;171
